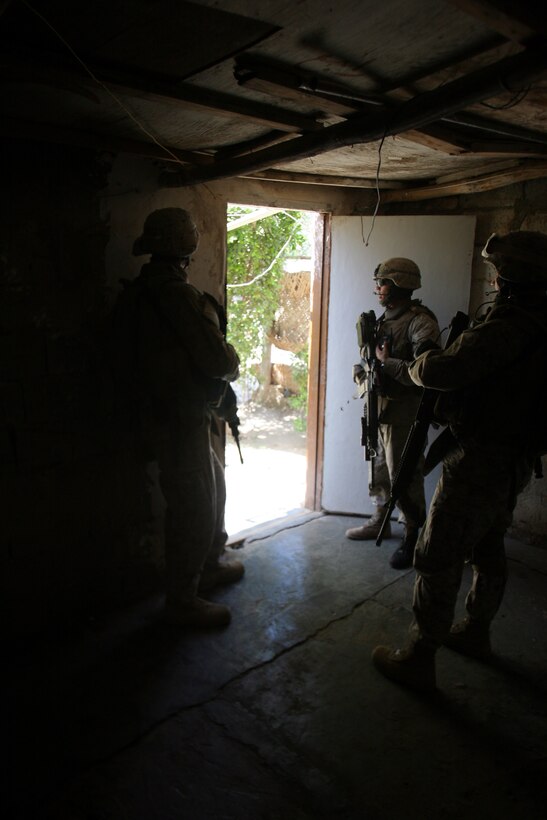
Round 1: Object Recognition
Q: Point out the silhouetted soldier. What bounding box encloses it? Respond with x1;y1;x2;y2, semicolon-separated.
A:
132;207;243;627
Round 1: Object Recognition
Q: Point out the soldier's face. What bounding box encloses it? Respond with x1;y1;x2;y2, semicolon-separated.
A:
485;263;500;291
375;278;392;307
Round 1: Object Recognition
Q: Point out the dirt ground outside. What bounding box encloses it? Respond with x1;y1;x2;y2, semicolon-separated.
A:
223;401;307;537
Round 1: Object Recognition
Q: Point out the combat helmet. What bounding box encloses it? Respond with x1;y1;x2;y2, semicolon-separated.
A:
133;207;199;257
481;231;547;285
482;231;547;285
373;257;421;290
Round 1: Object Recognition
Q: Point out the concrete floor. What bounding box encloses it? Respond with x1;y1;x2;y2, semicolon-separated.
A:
8;514;547;820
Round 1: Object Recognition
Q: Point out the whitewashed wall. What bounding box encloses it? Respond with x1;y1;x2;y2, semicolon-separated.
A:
321;214;476;515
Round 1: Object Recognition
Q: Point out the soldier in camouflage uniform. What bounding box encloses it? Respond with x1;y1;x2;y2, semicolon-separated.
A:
372;231;547;692
132;208;243;628
346;258;440;569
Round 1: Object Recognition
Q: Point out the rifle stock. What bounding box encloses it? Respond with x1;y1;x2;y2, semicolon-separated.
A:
376;310;469;547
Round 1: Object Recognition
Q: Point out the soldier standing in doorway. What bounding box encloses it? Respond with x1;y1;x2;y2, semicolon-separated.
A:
347;258;440;569
131;207;244;627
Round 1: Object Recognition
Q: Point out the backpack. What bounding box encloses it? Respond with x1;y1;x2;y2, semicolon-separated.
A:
98;277;232;435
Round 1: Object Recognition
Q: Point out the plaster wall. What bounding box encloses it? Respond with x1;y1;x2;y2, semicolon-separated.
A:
103;154;228;302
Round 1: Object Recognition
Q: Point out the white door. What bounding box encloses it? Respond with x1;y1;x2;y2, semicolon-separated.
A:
321;214;476;514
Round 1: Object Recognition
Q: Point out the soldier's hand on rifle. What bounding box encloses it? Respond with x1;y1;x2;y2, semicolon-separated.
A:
376;339;390;363
353;363;365;384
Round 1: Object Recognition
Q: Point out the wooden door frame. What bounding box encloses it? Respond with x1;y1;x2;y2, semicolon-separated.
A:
305;212;331;511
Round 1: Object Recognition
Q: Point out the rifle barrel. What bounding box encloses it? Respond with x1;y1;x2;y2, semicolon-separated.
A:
235;438;244;464
375;504;394;546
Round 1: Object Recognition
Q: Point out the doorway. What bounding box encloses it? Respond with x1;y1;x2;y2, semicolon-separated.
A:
223;205;321;537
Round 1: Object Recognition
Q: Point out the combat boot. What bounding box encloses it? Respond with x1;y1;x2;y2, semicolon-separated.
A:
198;558;245;592
372;640;437;693
389;526;419;569
444;617;492;660
345;506;391;540
165;597;232;628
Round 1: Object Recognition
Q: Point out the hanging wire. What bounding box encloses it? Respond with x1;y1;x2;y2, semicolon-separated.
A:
481;85;531;110
19;0;186;167
358;73;529;246
361;130;387;246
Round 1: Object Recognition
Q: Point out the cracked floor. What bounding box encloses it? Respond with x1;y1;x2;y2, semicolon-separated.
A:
8;514;547;819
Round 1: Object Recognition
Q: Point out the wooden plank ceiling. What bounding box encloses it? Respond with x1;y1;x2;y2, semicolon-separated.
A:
1;0;546;199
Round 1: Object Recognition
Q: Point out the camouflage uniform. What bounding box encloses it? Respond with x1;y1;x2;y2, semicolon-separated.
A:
371;232;547;691
409;297;547;646
370;302;440;528
135;260;239;607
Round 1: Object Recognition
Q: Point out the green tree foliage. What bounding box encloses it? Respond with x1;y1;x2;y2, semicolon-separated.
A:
226;207;306;384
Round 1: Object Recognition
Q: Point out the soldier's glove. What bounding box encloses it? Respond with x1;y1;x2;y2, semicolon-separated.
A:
215;383;239;423
353;363;365;385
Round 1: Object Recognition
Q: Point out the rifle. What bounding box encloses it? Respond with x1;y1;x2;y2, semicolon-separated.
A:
356;310;381;486
203;293;244;463
216;383;244;464
375;310;469;546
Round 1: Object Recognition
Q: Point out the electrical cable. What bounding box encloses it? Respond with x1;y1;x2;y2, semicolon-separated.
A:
361;130;387;247
481;85;531;110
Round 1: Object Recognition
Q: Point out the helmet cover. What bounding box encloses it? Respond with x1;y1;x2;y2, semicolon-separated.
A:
481;231;547;284
374;257;421;290
133;207;199;257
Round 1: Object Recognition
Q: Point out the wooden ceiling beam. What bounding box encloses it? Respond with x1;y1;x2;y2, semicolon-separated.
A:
160;46;547;187
235;60;363;118
242;160;547;195
214;131;296;159
233;53;547;155
235;57;471;153
1;51;323;134
242;169;407;189
434;159;519;184
381;159;547;201
402;127;467;154
442;111;547;145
